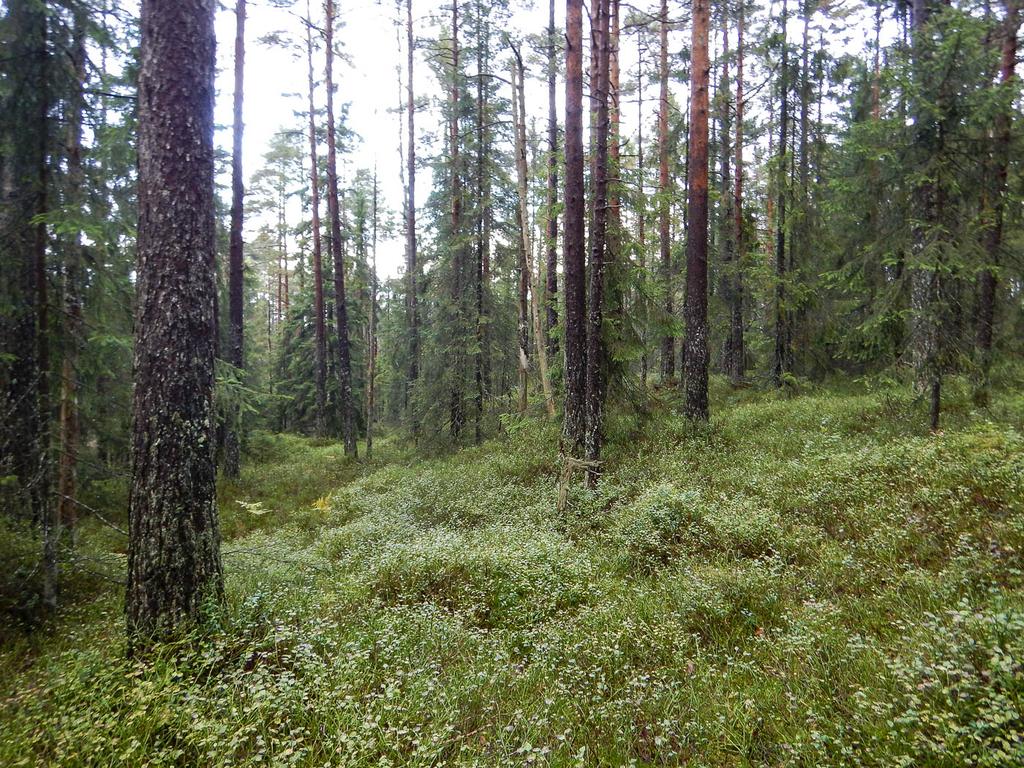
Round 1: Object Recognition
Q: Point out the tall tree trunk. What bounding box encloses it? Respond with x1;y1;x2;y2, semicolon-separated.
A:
406;0;420;431
562;0;587;456
772;0;790;387
975;0;1020;403
729;2;745;385
305;6;328;437
58;8;87;545
127;0;223;642
325;0;357;456
475;12;488;443
658;0;674;381
512;64;530;415
512;46;557;420
585;0;610;485
367;171;378;458
683;0;710;420
448;0;465;440
545;0;560;360
225;0;246;477
637;34;648;388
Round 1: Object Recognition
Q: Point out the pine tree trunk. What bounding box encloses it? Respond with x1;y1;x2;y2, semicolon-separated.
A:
325;0;357;456
683;0;710;420
406;0;420;431
729;3;746;385
658;0;674;381
58;8;87;545
305;7;328;437
545;0;560;360
449;0;465;440
225;0;246;476
975;0;1019;404
367;172;378;458
512;47;557;420
562;0;587;456
772;0;790;387
584;0;610;485
127;0;223;643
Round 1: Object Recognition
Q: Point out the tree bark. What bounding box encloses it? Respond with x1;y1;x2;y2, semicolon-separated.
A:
772;0;790;387
562;0;587;456
406;0;420;430
658;0;674;381
512;46;557;420
325;0;357;456
975;0;1020;403
545;0;560;360
448;0;465;440
367;171;378;457
127;0;223;642
585;0;610;484
729;2;745;385
305;5;328;437
683;0;710;420
224;0;246;475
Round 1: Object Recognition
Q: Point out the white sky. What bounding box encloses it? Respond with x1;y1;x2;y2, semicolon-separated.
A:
211;0;881;280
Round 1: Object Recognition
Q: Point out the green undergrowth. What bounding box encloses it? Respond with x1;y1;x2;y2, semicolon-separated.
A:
2;378;1023;766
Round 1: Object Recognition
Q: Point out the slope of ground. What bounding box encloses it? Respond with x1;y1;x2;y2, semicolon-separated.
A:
2;379;1023;766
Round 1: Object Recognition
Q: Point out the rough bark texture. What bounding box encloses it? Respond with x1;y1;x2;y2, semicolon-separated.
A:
127;0;223;642
325;0;357;456
305;7;328;437
658;0;674;381
224;0;246;476
562;0;587;456
1;0;49;526
545;0;560;360
683;0;710;421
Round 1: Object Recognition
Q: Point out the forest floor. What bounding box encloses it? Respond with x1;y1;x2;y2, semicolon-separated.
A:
2;376;1024;767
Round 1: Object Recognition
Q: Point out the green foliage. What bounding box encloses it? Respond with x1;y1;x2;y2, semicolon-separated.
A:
3;385;1024;766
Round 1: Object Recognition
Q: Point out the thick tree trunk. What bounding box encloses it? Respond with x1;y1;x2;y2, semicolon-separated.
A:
545;0;560;360
585;0;610;485
325;0;357;456
224;0;246;476
127;0;223;642
658;0;674;381
683;0;710;420
562;0;587;456
305;7;328;437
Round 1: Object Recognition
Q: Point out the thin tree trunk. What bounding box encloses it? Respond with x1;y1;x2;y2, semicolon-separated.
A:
545;0;560;360
658;0;674;381
475;12;488;443
406;0;420;431
127;0;222;643
448;0;465;440
683;0;710;420
305;5;327;437
729;2;745;385
58;8;87;545
975;0;1020;403
562;0;587;456
224;0;246;476
367;171;378;457
512;47;557;419
585;0;610;484
637;33;648;388
772;0;790;387
325;0;357;456
512;65;530;415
